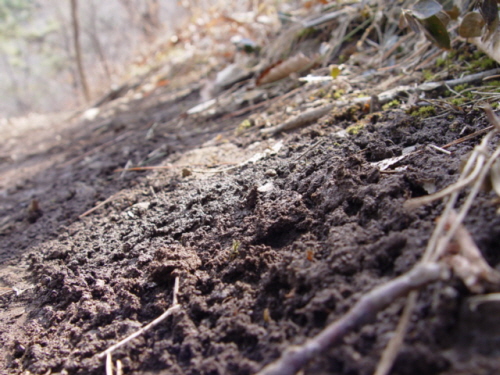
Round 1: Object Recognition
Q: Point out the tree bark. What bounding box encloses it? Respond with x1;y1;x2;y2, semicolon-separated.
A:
142;0;160;41
70;0;90;103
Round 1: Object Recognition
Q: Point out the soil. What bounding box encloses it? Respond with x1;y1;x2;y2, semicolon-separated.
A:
2;63;500;375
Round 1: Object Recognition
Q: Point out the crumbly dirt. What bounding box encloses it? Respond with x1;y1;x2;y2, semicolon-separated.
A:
2;71;500;375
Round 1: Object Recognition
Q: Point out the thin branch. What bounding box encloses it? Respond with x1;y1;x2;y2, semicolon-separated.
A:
404;130;495;210
97;276;180;359
256;264;444;375
260;104;334;135
116;360;123;375
70;0;90;103
374;291;417;375
376;107;500;375
106;353;113;375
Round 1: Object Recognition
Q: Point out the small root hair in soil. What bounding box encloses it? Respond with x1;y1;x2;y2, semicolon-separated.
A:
97;276;181;375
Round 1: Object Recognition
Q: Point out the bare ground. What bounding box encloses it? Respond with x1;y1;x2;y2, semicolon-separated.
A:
1;62;500;375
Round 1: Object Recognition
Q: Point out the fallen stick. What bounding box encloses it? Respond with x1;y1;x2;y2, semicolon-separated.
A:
222;87;303;120
260;104;334;135
256;263;444;375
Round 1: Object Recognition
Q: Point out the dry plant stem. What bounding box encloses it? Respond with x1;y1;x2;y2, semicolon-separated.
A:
414;48;445;71
435;146;500;263
113;163;226;173
256;263;444;375
222;87;302;120
302;5;360;28
293;139;324;161
418;68;500;91
114;165;175;172
374;291;417;375
405;130;495;210
445;213;500;291
119;160;132;179
260;104;334;135
377;32;414;66
116;360;123;375
98;276;180;359
376;109;499;375
404;157;484;209
441;126;493;150
378;134;494;372
426;131;494;262
106;353;113;375
79;192;123;219
377;197;465;374
262;71;500;137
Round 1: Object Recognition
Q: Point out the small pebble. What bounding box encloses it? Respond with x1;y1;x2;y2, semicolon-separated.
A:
264;169;277;177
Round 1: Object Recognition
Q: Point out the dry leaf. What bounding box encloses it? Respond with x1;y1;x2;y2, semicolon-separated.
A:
257;53;313;85
411;0;442;19
489;157;500;196
459;12;485;38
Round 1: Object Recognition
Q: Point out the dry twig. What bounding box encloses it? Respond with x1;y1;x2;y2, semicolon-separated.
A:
443;213;500;293
257;264;444;375
260;104;334;135
375;106;500;375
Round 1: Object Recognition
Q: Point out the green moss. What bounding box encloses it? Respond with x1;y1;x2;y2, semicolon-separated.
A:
346;122;365;135
451;84;474;99
235;119;254;135
410;106;436;118
229;239;241;260
448;50;458;59
382;99;400;111
422;69;435;81
468;53;497;71
333;89;345;99
454;83;469;92
450;97;468;106
484;81;500;93
295;27;319;39
436;57;447;68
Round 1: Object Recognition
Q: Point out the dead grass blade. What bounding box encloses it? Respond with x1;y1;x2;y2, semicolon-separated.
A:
97;276;181;375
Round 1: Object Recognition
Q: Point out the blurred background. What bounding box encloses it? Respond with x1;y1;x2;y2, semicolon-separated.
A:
0;0;303;117
0;0;193;117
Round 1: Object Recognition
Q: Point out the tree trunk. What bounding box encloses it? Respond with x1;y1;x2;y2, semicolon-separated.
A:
142;0;160;41
70;0;90;103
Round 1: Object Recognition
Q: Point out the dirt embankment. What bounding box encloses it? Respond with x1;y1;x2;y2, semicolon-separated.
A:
2;5;500;374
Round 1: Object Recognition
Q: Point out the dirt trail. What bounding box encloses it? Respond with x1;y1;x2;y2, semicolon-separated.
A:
2;57;500;375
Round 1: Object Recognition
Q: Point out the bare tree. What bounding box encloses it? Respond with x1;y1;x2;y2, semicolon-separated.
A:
70;0;90;103
86;0;112;85
142;0;161;41
118;0;161;42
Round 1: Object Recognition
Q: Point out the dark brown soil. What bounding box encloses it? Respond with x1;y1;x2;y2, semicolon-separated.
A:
2;73;500;375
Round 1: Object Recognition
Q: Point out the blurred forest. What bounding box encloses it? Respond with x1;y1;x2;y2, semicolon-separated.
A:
0;0;191;117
